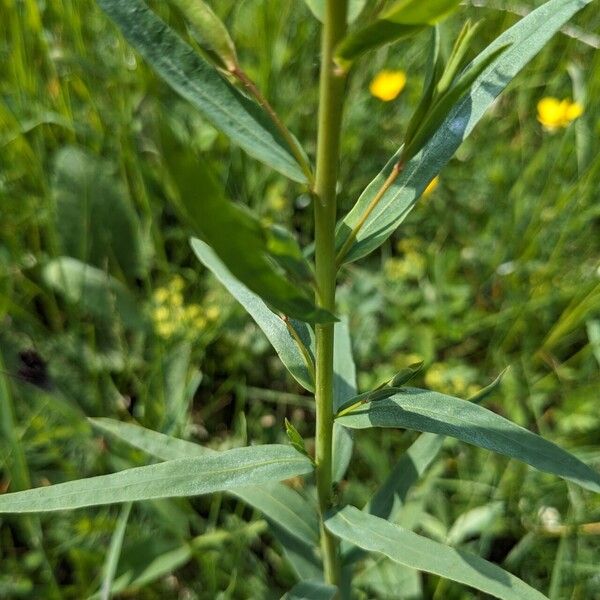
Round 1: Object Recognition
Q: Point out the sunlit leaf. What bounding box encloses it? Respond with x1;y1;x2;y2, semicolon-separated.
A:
0;445;314;513
336;0;593;263
90;418;320;546
326;506;548;600
97;0;307;182
191;239;316;390
336;387;600;493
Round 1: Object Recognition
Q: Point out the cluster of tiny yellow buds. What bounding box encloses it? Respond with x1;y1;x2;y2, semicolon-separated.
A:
425;362;481;397
537;97;583;131
151;276;221;340
369;69;407;102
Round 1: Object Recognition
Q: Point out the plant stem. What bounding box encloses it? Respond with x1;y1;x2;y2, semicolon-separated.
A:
313;0;348;589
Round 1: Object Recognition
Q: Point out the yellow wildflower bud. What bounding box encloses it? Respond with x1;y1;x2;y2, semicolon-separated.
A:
152;306;171;323
423;176;440;197
369;70;407;102
169;275;185;293
153;287;170;304
537;97;583;130
206;306;221;321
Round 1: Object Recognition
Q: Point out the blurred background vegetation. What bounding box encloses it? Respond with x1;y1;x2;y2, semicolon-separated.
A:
1;0;599;598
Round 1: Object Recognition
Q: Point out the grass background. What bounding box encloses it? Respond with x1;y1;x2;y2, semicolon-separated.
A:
1;0;599;598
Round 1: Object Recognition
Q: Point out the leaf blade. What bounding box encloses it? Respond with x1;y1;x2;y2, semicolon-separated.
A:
336;387;600;493
326;506;548;600
97;0;306;182
90;418;319;546
336;0;593;263
0;445;313;513
191;239;315;390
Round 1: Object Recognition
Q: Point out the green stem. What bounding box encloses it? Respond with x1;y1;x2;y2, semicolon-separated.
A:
313;0;348;589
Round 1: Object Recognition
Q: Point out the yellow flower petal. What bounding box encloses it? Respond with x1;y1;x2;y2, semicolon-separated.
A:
369;70;407;102
537;96;583;130
565;101;583;121
537;97;563;129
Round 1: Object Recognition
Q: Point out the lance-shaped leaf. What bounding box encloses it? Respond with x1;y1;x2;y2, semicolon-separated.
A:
169;0;238;71
335;0;460;68
90;418;320;547
97;0;307;183
335;387;600;493
162;140;332;324
192;239;315;390
336;0;593;264
332;318;357;482
0;444;313;513
326;506;548;600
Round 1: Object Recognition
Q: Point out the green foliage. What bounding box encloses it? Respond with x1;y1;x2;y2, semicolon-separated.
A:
326;506;548;599
0;444;314;512
97;0;308;182
1;0;599;597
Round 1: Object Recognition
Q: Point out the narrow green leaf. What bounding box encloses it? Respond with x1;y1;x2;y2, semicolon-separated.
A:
335;22;423;69
42;257;145;330
100;502;132;600
90;418;319;546
336;0;593;263
0;444;313;513
97;0;306;182
343;432;444;564
285;418;311;460
169;0;238;71
336;387;600;493
191;239;315;390
282;581;337;600
164;139;331;324
332;319;357;482
326;506;548;600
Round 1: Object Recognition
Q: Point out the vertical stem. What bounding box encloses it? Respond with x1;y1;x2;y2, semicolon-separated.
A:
314;0;347;589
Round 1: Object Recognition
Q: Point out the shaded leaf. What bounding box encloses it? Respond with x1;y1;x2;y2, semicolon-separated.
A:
53;147;146;280
336;0;593;264
163;141;331;323
97;0;307;182
336;387;600;493
326;506;548;600
169;0;237;70
42;257;145;330
0;444;314;513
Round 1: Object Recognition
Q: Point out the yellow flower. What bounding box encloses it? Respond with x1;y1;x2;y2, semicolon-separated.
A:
423;176;439;197
537;97;583;130
369;70;407;102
